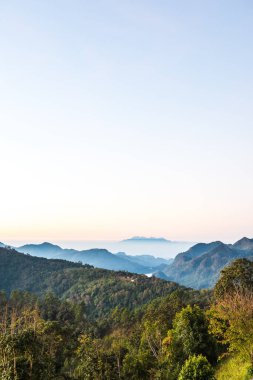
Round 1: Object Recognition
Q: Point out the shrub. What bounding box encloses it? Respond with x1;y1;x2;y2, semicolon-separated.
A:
178;354;215;380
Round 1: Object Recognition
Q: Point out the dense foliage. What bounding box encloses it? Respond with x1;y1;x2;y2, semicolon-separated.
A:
178;355;215;380
214;258;253;299
0;247;252;379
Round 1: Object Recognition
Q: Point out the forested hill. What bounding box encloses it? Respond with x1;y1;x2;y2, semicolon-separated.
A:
0;247;183;318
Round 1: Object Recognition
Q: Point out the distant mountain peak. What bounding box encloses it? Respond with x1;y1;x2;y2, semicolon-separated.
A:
40;242;60;247
233;237;253;250
122;236;170;243
83;248;111;254
235;237;252;243
176;241;223;261
21;242;62;250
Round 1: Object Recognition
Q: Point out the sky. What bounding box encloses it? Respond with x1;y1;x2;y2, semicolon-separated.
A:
0;0;253;243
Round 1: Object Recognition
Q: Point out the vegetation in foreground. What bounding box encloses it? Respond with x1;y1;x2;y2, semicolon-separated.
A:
0;247;252;379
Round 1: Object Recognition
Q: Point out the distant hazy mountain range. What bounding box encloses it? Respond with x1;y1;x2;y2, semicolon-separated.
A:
5;237;193;258
14;242;173;274
155;237;253;289
122;236;170;243
116;237;193;257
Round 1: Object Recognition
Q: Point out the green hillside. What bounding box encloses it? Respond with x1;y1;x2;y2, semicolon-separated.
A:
0;247;184;318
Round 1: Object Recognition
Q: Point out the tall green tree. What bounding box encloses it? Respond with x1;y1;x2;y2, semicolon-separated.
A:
163;305;217;378
214;258;253;300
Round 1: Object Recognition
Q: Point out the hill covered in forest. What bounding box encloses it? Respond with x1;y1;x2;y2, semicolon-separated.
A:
0;246;181;318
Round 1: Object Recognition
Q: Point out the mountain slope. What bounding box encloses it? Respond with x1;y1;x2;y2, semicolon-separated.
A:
115;252;173;267
162;239;253;289
233;237;253;250
55;248;151;273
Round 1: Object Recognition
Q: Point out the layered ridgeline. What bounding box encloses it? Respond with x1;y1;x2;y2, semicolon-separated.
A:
6;237;253;290
158;237;253;289
0;246;181;318
15;242;172;274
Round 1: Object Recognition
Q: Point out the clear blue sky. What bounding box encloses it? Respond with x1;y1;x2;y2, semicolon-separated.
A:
1;1;253;242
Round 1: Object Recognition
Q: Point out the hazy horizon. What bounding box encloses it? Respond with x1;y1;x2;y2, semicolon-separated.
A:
1;238;193;258
1;1;253;242
2;235;251;259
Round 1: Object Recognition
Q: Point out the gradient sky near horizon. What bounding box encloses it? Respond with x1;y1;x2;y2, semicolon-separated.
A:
1;0;253;243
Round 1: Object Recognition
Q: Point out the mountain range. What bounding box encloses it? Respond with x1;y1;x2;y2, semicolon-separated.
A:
15;242;173;274
121;236;170;243
155;237;253;289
